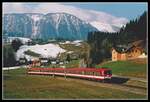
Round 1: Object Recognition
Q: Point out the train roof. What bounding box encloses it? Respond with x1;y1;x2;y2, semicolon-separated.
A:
29;67;111;72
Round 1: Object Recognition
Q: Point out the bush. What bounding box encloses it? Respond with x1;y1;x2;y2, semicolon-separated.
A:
3;45;16;67
11;39;23;52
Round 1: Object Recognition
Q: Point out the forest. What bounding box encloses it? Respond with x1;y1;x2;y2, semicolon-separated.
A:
87;11;147;66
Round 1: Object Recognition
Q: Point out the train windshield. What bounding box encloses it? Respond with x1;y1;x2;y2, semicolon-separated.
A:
104;70;112;75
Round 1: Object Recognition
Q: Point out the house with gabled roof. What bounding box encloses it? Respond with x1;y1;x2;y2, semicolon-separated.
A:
112;40;146;61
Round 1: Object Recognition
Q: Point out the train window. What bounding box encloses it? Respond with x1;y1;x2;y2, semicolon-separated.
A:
104;70;112;75
81;71;85;75
89;72;93;75
94;72;100;76
85;71;93;75
86;72;89;75
101;71;104;76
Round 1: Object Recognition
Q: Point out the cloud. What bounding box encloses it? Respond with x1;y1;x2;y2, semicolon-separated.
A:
3;3;128;21
3;3;28;14
3;3;129;32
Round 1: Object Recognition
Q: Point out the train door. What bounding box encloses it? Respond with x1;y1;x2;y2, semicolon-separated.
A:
100;70;104;76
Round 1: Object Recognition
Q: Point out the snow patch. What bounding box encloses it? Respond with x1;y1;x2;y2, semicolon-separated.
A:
30;15;42;22
16;43;66;61
67;51;74;54
59;40;82;46
28;14;43;37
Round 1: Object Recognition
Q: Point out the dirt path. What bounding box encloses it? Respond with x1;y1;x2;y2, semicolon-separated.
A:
3;65;27;70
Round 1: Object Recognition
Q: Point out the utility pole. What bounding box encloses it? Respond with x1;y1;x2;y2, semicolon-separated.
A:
53;66;55;78
62;66;66;79
64;69;66;79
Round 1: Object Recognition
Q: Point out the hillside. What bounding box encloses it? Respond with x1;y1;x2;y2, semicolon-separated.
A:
87;11;147;66
96;58;147;78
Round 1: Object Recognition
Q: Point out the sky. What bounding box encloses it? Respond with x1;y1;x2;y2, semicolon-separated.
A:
3;2;147;21
64;3;147;20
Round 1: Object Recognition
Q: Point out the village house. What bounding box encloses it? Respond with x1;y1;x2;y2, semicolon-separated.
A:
112;40;146;61
28;59;41;67
39;57;49;66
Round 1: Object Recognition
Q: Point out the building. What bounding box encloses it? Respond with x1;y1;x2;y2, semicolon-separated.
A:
30;59;41;67
39;58;49;66
18;58;27;65
112;40;146;61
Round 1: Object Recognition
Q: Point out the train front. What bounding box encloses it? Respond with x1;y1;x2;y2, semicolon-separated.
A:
100;68;112;79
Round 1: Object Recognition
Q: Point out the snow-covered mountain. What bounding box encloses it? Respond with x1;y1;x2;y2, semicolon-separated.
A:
88;12;128;32
3;13;98;40
3;12;128;40
61;10;128;32
90;21;121;32
3;3;129;33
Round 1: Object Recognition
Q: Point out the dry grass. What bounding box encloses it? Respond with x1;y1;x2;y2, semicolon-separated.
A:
3;68;147;99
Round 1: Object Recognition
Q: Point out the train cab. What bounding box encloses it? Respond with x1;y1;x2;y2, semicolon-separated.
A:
99;68;112;79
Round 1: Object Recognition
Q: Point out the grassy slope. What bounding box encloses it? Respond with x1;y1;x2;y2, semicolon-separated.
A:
24;50;41;57
59;42;90;55
97;58;147;78
3;68;146;99
65;60;80;68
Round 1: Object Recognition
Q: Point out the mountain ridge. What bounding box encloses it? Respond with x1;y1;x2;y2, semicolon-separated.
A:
3;13;98;40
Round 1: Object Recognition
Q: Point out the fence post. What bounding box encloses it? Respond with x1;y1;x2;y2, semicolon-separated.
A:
64;68;66;79
53;66;55;78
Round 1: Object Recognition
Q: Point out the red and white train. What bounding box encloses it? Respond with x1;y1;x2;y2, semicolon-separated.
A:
27;67;112;80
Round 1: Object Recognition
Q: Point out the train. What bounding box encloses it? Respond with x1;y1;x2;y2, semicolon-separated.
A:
27;67;112;80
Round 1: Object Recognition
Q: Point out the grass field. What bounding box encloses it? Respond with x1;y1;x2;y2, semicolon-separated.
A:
3;68;147;99
65;60;80;68
96;58;147;78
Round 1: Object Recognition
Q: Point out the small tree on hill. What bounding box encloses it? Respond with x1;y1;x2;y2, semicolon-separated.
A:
11;39;23;52
66;54;71;62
